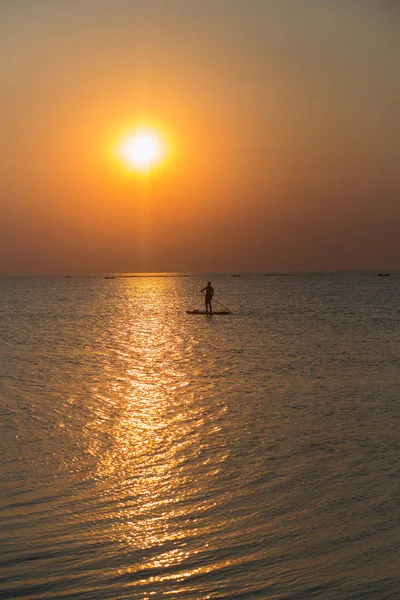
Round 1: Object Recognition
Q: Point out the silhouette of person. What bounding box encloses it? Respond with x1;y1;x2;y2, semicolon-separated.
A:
201;281;214;313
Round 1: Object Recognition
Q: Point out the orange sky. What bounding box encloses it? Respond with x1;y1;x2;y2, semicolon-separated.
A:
1;0;399;274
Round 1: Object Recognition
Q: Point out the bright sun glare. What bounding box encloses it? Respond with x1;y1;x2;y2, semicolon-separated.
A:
118;129;164;172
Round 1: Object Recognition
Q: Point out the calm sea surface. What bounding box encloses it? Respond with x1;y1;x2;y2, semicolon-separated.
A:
1;273;399;599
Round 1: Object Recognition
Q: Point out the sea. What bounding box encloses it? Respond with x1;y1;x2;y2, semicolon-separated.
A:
0;272;399;600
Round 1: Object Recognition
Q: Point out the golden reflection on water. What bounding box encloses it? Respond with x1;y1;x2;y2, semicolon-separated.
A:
84;278;221;577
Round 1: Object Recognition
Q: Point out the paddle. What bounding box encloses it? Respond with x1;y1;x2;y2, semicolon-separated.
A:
201;291;231;313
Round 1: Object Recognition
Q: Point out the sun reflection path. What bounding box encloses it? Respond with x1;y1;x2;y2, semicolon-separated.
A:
83;279;229;580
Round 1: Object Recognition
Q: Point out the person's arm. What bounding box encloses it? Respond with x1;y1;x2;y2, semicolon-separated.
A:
201;287;206;292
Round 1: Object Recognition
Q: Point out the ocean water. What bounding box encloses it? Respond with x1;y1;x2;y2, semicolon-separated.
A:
0;273;399;600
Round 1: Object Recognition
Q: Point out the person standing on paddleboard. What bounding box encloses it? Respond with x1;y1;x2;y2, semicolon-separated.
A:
201;282;214;314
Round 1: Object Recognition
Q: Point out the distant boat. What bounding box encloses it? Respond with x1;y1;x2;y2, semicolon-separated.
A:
378;273;390;277
232;274;240;277
105;276;116;279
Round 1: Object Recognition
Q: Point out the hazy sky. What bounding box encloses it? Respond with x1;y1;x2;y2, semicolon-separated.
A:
1;0;399;274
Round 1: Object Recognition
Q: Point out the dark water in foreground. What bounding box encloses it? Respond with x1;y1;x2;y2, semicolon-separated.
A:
0;273;399;599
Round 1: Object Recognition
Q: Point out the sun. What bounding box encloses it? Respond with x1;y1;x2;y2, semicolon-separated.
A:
118;128;165;172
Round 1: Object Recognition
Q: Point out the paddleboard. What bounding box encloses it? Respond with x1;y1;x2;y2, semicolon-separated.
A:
186;310;230;315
